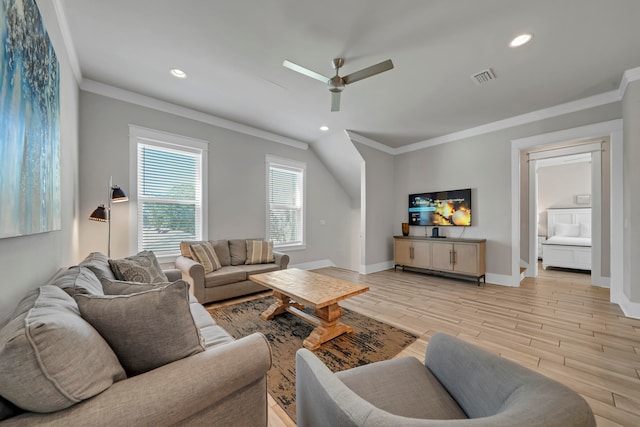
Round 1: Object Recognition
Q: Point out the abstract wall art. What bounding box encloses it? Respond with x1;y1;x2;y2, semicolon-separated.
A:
1;0;60;238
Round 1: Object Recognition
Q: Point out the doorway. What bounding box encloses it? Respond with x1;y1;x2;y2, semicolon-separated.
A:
534;152;593;280
510;119;623;291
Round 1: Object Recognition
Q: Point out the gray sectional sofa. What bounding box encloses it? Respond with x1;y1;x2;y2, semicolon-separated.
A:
0;252;272;426
175;239;289;304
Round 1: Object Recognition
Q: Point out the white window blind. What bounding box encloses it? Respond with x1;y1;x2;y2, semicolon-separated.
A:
135;139;204;256
267;157;305;248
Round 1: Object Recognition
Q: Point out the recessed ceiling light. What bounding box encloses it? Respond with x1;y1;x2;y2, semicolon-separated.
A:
509;33;533;48
320;126;329;131
170;68;187;78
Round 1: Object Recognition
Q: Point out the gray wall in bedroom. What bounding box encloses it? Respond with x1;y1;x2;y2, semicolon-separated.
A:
77;91;353;269
537;162;592;237
390;102;621;280
0;1;80;321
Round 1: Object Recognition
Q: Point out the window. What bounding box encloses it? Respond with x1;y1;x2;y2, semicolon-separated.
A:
266;156;305;249
130;126;208;259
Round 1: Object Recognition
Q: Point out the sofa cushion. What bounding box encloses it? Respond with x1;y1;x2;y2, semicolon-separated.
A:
74;280;205;376
204;266;247;288
211;239;232;266
229;239;251;265
180;240;207;257
190;301;218;329
109;250;168;283
337;356;467;420
200;325;235;348
245;240;274;264
54;266;104;297
0;286;126;413
78;252;116;281
190;242;222;273
239;263;281;276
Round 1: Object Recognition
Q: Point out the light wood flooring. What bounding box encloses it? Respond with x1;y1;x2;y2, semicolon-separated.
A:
250;265;640;427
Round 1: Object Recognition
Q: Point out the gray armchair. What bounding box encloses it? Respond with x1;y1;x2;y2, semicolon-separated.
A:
295;332;595;427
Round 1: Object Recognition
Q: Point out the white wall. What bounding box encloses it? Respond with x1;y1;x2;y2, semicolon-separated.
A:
389;103;621;284
353;142;395;272
77;91;353;268
0;1;80;321
623;80;640;303
537;161;591;236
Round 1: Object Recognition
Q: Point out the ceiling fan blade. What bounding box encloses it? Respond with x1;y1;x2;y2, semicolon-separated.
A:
343;59;394;85
283;60;330;84
331;91;341;112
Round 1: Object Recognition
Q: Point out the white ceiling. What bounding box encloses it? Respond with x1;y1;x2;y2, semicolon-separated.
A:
61;0;640;149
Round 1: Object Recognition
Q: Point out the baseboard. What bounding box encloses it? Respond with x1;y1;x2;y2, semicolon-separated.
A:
360;260;394;275
289;259;335;270
615;295;640;319
590;275;610;288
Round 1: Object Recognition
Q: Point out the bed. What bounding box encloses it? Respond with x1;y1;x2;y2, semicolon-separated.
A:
542;208;591;271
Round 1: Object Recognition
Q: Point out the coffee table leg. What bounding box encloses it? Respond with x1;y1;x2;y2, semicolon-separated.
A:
302;303;353;350
260;291;303;320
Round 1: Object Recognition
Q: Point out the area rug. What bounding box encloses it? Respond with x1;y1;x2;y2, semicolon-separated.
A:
206;296;417;421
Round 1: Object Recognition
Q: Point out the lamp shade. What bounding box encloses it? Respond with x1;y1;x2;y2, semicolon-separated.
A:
111;185;128;203
89;205;108;222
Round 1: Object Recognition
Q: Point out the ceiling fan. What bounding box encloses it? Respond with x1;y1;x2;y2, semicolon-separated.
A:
283;57;394;112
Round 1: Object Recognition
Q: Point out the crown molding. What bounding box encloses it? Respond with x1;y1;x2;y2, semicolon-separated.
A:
345;130;396;155
51;0;82;83
619;66;640;99
80;79;309;151
395;90;620;155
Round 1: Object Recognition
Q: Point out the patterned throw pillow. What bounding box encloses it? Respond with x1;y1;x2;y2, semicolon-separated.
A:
189;242;222;274
245;240;274;265
74;281;205;376
109;251;168;283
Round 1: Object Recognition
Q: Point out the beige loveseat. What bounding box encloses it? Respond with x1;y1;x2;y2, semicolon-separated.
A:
175;239;289;304
0;252;272;426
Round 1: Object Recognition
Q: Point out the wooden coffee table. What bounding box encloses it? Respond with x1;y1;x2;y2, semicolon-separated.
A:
249;268;369;350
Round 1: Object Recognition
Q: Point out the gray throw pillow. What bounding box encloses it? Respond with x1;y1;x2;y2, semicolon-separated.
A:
52;266;104;297
109;250;168;283
78;252;117;281
100;277;166;295
0;286;126;413
74;280;205;376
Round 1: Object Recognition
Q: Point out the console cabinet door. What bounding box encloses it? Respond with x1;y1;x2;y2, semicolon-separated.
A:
394;239;414;266
431;242;454;272
412;240;432;269
452;243;479;275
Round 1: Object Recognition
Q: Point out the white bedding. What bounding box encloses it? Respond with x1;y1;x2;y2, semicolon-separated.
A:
544;236;591;247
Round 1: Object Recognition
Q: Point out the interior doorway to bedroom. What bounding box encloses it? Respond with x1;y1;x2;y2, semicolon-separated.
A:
524;136;611;287
535;153;593;280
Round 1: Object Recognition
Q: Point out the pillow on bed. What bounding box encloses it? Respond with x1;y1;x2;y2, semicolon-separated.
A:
580;222;591;238
554;223;580;237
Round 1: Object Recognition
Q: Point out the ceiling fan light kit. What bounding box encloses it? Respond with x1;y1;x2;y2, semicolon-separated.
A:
283;57;394;112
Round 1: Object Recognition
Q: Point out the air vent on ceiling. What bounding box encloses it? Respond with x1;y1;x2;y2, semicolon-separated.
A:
471;68;496;85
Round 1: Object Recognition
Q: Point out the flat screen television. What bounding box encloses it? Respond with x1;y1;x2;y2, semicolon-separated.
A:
408;188;472;226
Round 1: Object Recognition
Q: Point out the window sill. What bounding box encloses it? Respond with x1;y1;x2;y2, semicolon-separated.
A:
274;244;306;252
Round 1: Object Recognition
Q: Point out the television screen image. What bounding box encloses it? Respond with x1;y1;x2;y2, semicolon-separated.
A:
408;189;472;226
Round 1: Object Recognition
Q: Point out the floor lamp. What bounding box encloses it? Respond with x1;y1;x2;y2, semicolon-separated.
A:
89;176;128;258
